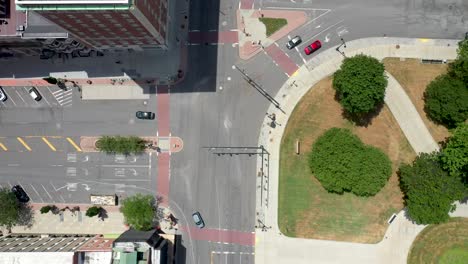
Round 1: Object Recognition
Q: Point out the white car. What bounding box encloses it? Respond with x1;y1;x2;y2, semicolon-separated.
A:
286;36;302;49
0;87;7;102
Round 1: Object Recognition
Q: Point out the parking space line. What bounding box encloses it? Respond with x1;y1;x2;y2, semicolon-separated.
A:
0;143;7;151
41;91;52;106
42;137;57;151
15;90;27;105
67;137;82;152
17;137;32;151
30;184;44;203
8;93;17;106
41;184;54;201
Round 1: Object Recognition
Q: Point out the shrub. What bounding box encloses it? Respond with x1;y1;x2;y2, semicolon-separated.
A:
424;74;468;128
95;135;146;154
308;128;392;196
333;55;387;116
40;205;52;214
86;206;102;217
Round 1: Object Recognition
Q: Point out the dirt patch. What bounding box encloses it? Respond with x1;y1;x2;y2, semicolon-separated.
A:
383;58;450;143
279;76;416;243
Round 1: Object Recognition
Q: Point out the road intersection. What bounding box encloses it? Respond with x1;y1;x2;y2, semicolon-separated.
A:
1;0;467;263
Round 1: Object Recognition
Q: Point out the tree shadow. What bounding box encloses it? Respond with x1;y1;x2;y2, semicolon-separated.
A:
17;203;35;228
98;208;108;221
336;92;385;127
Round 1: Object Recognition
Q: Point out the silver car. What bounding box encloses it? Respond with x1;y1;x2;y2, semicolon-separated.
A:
192;211;205;228
286;36;302;49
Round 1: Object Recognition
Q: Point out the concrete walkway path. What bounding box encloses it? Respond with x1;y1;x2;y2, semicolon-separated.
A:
255;37;466;264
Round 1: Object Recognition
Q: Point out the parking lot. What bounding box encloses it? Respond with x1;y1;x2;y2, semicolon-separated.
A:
210;251;255;264
0;86;73;108
0;152;156;203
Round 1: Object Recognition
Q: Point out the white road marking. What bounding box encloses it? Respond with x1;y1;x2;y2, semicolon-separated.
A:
15;90;26;105
302;20;344;46
41;185;54;201
30;184;44;203
59;195;66;203
102;164;150;168
8;93;17;106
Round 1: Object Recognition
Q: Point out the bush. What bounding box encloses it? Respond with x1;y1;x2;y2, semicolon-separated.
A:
333;54;388;116
424;74;468;128
120;194;156;231
399;153;466;224
86;206;102;217
441;123;468;184
95;135;146;154
40;205;52;214
308;128;392;196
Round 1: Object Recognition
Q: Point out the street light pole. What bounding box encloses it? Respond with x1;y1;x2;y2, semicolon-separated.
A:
335;37;347;57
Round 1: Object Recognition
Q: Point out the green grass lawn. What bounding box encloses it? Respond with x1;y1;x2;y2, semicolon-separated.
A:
259;17;287;37
278;77;415;243
408;218;468;264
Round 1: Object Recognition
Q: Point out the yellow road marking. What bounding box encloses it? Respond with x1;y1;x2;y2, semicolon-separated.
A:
66;137;82;152
419;38;430;43
292;69;299;77
42;137;57;151
0;143;7;151
25;136;62;138
17;137;32;151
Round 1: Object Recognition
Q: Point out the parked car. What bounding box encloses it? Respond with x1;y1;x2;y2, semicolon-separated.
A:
136;111;155;120
29;87;42;101
304;40;322;55
286;36;302;49
11;185;30;203
192;211;205;228
0;86;7;101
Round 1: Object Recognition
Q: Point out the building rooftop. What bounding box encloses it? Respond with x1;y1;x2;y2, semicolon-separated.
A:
0;0;26;37
15;0;129;4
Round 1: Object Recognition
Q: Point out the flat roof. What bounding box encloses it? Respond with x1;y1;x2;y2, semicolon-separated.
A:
0;252;74;264
15;0;129;4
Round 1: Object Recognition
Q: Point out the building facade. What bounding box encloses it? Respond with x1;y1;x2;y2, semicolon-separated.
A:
15;0;169;51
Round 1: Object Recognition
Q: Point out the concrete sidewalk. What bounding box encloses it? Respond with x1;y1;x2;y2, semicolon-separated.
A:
255;37;465;264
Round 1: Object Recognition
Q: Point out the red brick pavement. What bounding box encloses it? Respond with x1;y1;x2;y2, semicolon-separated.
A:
264;43;299;76
240;0;254;9
181;226;255;246
157;153;170;207
156;85;171;206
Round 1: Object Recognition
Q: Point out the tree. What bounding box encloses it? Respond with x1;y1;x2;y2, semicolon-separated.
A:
43;76;58;85
120;194;156;231
399;153;466;224
441;123;468;184
308;128;392;196
333;54;388;115
95;135;146;154
448;39;468;84
86;206;102;217
0;188;20;228
424;74;468;128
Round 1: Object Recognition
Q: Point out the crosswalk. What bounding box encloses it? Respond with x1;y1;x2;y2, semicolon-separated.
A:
48;87;73;107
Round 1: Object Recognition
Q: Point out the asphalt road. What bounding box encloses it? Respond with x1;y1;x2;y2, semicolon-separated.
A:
0;0;467;263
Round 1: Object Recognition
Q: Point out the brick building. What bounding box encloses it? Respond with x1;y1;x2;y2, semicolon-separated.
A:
15;0;169;51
